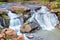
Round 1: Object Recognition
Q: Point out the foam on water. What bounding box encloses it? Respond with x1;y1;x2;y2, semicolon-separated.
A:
28;5;59;31
7;11;29;40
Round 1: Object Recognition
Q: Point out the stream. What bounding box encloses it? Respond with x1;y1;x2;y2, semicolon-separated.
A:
0;3;60;40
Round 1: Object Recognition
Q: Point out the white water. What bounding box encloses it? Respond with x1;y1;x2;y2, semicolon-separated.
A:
7;11;29;40
7;5;59;40
7;11;23;35
28;5;59;31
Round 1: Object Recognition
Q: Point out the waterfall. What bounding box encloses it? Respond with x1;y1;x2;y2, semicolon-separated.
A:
2;18;6;27
7;11;29;40
28;5;59;31
0;17;6;27
7;11;23;35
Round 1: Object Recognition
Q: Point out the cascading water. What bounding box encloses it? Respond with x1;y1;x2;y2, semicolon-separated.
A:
7;11;23;35
28;5;59;31
7;11;29;40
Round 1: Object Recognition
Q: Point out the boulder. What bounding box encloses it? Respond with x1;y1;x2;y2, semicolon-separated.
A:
20;21;40;33
45;2;57;9
0;8;8;15
0;34;4;38
17;35;24;40
11;34;24;40
57;13;60;20
11;38;17;40
24;23;31;33
1;28;17;38
8;6;30;13
50;9;58;13
57;24;60;29
20;26;25;33
20;25;31;33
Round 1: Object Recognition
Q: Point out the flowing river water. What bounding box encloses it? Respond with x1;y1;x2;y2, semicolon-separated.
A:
0;3;60;40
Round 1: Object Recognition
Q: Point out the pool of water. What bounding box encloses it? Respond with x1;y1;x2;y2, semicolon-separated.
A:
27;28;60;40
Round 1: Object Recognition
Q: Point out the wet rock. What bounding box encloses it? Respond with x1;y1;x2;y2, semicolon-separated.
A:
57;24;60;29
0;17;6;28
17;35;24;40
25;24;31;33
0;8;8;15
12;35;24;40
8;6;30;13
20;26;25;33
57;13;60;20
0;9;9;28
20;21;40;33
0;38;5;40
50;9;58;13
20;23;31;33
0;34;4;38
45;2;57;9
1;28;17;38
12;38;17;40
0;17;7;27
0;28;24;40
11;38;17;40
23;11;31;22
27;35;34;39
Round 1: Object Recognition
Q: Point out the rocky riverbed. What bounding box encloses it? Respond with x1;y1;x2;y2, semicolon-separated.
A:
0;2;60;40
25;28;60;40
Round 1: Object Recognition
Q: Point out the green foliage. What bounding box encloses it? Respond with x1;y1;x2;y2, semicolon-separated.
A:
1;15;9;19
1;12;9;19
56;0;60;3
57;3;60;8
50;3;58;9
0;28;2;33
16;10;25;14
6;37;11;40
19;0;31;2
0;2;7;5
40;0;49;4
